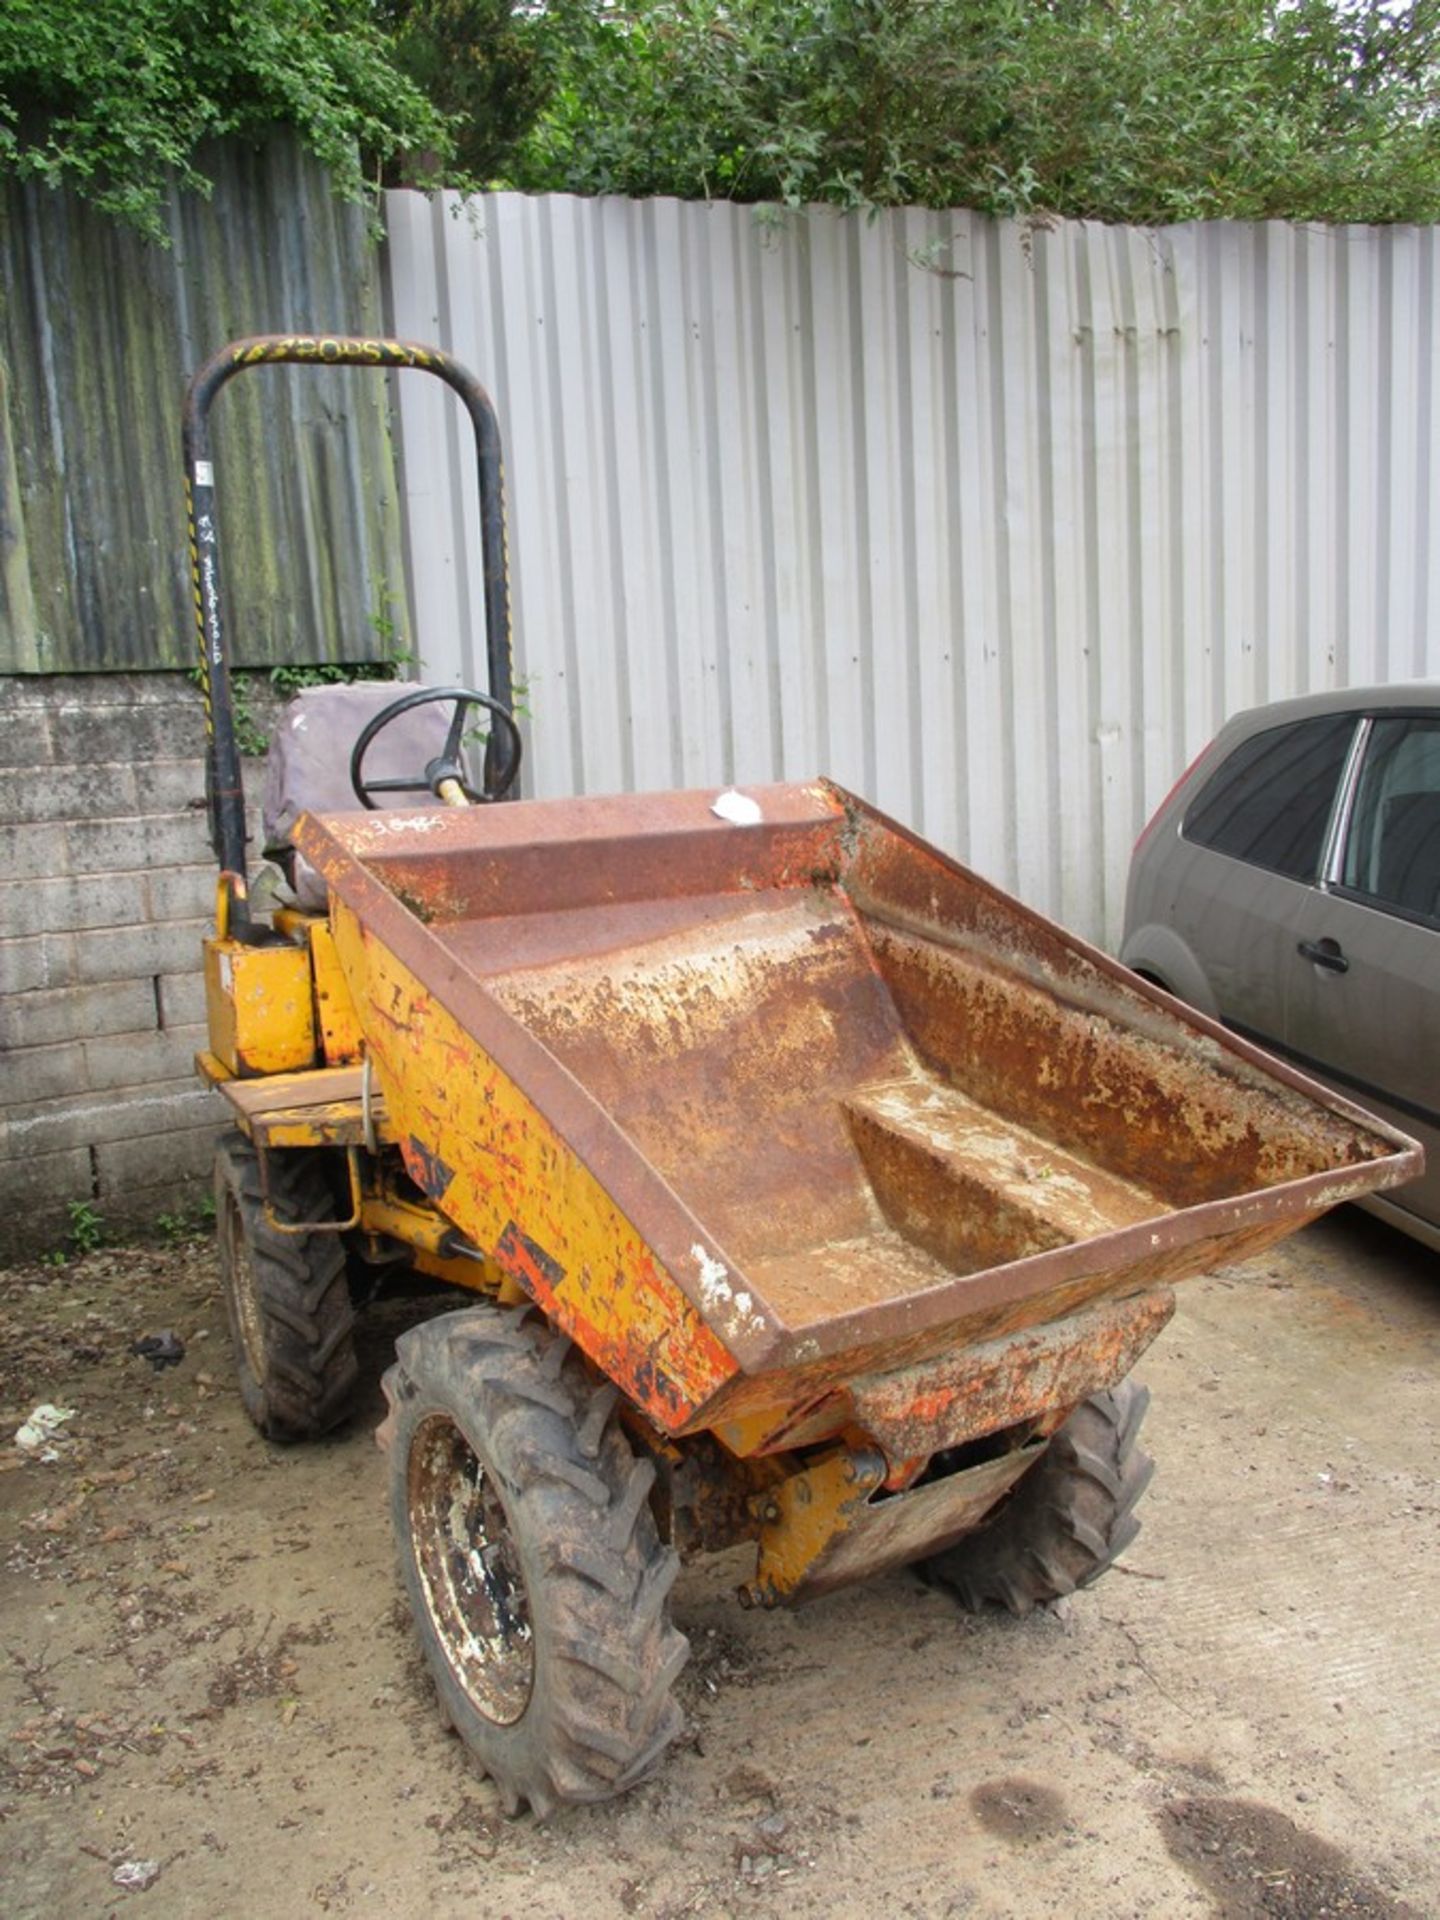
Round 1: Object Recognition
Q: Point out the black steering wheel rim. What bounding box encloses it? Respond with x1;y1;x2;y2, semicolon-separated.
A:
349;685;523;810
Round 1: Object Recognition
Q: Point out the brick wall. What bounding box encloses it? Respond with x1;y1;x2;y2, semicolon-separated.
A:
0;675;271;1259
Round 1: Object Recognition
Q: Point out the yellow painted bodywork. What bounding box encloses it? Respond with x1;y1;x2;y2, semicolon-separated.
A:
309;922;365;1063
260;1102;377;1149
327;897;740;1434
195;898;1016;1595
408;1245;506;1290
359;1191;459;1256
203;1060;394;1149
745;1447;887;1606
270;909;365;1066
203;935;316;1077
356;1191;506;1290
710;1405;810;1461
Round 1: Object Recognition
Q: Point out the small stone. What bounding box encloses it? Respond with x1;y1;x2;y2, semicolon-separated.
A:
113;1859;161;1891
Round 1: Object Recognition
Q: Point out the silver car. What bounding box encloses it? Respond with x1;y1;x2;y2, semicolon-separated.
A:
1121;682;1439;1251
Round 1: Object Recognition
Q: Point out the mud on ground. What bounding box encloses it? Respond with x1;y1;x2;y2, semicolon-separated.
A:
2;1208;1436;1918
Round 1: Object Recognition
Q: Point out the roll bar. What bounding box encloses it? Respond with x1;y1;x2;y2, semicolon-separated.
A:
182;334;514;940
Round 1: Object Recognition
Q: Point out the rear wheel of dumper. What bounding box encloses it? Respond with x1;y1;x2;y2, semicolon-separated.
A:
214;1131;358;1442
923;1380;1154;1615
382;1305;689;1818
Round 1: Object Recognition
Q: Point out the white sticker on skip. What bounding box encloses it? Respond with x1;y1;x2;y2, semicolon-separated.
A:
711;790;763;826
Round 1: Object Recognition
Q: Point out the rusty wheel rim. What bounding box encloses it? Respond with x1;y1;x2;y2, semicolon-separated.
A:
223;1192;267;1384
408;1414;534;1726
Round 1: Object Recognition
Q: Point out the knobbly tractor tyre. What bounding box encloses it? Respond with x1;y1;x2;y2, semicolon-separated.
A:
923;1379;1154;1615
381;1305;689;1819
213;1130;358;1442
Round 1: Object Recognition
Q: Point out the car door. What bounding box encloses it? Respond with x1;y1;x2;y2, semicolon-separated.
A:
1160;712;1360;1046
1284;711;1440;1238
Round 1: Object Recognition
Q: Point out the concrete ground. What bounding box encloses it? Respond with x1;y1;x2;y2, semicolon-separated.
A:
2;1204;1436;1918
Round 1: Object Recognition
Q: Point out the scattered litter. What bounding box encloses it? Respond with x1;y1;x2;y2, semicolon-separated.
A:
14;1405;75;1454
711;789;763;825
113;1859;161;1892
130;1332;185;1372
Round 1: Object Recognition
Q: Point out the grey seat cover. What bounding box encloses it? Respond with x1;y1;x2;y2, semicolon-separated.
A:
262;683;452;908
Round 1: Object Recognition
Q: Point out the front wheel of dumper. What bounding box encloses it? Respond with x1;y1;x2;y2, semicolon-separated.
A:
382;1305;689;1818
922;1379;1154;1615
214;1131;358;1442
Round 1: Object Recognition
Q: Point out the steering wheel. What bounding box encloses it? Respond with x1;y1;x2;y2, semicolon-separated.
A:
349;685;523;810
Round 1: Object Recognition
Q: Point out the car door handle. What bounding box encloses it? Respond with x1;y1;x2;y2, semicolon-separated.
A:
1297;937;1349;974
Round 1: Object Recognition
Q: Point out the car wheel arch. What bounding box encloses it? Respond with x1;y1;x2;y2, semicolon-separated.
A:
1118;925;1221;1020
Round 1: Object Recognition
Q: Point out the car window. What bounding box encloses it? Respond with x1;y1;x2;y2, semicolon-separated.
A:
1339;714;1440;922
1181;714;1356;880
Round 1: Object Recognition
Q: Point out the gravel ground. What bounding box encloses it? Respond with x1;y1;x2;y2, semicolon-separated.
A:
2;1204;1436;1919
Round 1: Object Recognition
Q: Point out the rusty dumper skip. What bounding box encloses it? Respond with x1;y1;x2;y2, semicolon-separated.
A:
187;337;1421;1818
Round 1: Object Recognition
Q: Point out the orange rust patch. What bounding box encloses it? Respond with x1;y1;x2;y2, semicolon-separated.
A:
329;901;738;1429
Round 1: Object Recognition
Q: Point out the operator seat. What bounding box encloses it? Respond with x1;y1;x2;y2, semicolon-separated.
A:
261;681;452;910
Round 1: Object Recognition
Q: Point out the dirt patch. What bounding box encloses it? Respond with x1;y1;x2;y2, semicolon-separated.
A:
1160;1797;1420;1919
2;1209;1437;1918
425;1793;507;1870
206;1616;336;1710
969;1776;1069;1844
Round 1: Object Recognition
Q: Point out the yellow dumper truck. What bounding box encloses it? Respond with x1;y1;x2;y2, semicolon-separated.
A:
186;337;1419;1817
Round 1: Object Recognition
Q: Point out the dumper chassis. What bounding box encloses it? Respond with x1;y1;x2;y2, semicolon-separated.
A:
184;336;1421;1816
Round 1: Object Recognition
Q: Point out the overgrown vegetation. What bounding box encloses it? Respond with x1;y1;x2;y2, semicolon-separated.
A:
41;1199;106;1267
156;1194;216;1244
6;1;1440;233
0;0;454;241
382;0;554;181
219;658;410;757
509;1;1440;226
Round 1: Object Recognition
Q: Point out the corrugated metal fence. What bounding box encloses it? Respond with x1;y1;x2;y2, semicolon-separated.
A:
389;194;1440;948
1;137;404;673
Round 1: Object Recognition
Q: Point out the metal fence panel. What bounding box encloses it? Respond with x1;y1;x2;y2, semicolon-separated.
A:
383;192;1440;947
1;137;405;673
